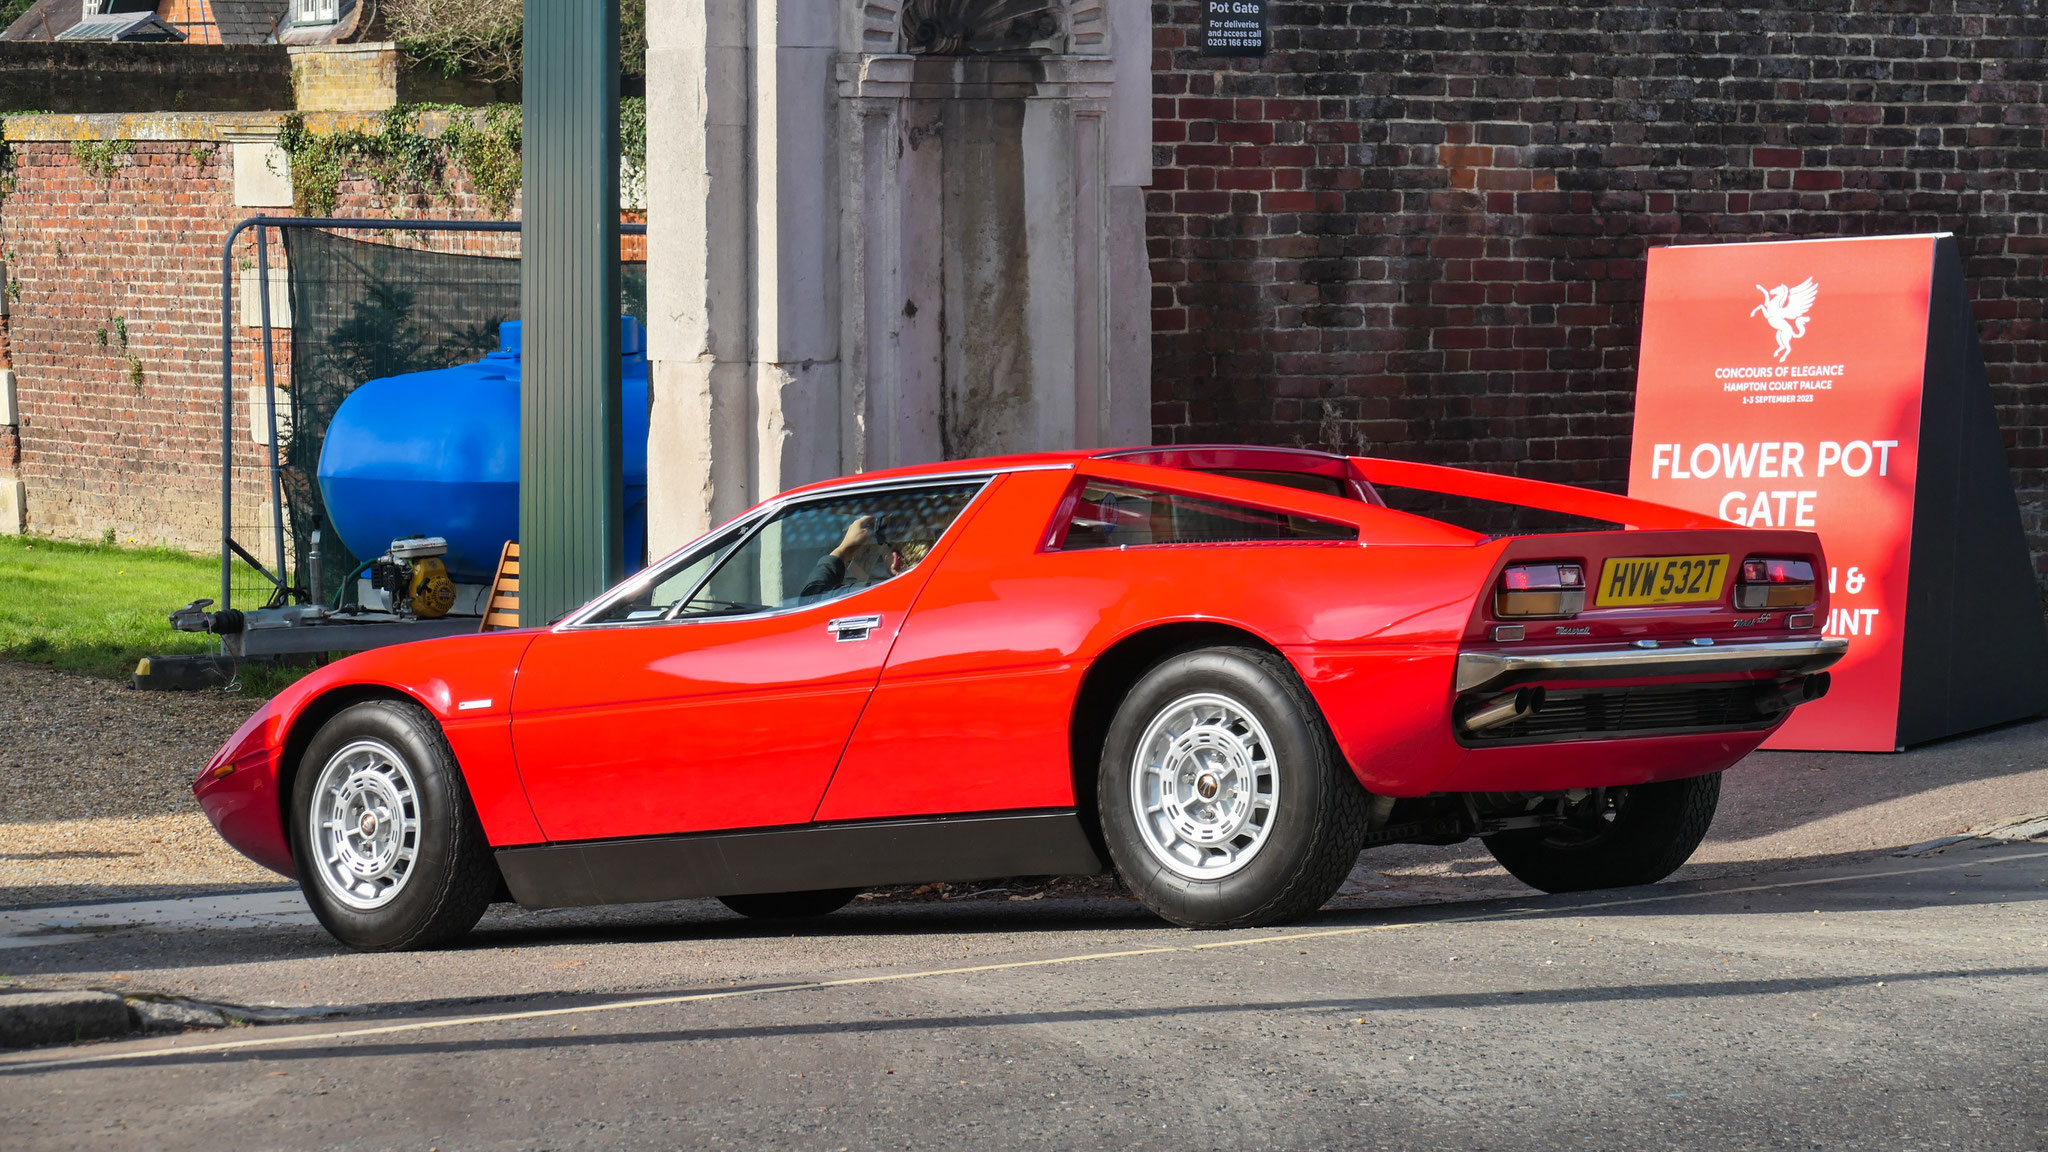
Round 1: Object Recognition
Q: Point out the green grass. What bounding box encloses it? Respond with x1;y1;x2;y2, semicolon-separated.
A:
0;535;225;679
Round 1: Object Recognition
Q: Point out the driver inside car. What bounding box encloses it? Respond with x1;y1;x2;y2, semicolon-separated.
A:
800;514;933;599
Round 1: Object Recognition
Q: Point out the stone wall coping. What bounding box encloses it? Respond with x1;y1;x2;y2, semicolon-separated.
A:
285;41;399;59
0;108;480;143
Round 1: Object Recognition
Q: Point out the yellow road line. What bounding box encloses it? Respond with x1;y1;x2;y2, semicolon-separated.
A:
4;846;2041;1073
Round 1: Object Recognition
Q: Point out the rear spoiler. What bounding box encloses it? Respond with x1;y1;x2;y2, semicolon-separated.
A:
1348;457;1734;532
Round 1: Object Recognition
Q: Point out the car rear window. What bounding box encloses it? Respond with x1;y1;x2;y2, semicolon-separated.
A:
1200;468;1353;498
1059;482;1356;550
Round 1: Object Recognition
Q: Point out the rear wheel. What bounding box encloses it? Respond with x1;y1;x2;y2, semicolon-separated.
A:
1097;647;1368;929
1482;772;1721;893
290;699;497;951
718;889;859;920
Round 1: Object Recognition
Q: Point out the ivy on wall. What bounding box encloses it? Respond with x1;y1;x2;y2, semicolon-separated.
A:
276;101;647;219
276;104;513;216
70;138;134;182
444;103;522;216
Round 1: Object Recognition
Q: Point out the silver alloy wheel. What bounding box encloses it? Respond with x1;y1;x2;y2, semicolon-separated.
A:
308;738;422;911
1129;692;1280;880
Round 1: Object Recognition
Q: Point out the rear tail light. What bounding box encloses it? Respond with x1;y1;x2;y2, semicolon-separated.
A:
1496;562;1585;618
1735;556;1816;609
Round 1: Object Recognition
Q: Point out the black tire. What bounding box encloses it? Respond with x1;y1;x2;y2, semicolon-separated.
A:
1482;772;1722;894
1097;646;1369;929
718;889;859;919
289;699;498;951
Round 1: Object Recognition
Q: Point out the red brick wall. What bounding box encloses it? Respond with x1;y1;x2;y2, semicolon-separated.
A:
1;138;254;552
0;119;515;563
1148;1;2048;590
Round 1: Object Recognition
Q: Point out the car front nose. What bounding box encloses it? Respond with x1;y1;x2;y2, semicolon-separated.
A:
192;699;297;879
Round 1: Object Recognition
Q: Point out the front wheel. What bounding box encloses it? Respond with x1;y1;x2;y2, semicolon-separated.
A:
290;699;498;951
1097;647;1369;929
1482;772;1721;894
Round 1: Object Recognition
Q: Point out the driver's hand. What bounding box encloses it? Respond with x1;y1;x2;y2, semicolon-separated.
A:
833;515;875;558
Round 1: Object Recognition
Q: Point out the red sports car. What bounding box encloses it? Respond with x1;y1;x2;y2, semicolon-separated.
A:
195;446;1844;950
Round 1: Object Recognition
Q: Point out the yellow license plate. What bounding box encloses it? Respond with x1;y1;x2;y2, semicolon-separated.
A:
1595;554;1731;607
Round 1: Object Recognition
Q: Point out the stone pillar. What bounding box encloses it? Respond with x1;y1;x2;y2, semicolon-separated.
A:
752;1;842;502
1104;0;1152;448
645;0;1152;553
645;0;756;551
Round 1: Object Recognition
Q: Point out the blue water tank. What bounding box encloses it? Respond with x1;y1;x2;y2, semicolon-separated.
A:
316;318;650;584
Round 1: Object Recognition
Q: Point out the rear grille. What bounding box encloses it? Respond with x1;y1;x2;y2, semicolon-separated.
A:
1460;682;1781;744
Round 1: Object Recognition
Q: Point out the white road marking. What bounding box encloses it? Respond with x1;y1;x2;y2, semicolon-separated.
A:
4;847;2041;1074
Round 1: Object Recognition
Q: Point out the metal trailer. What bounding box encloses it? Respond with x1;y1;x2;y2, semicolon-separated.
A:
180;215;645;659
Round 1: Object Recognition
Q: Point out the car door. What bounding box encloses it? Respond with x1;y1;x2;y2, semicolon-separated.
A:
509;478;991;843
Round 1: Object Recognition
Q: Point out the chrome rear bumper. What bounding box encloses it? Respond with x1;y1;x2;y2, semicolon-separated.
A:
1455;637;1848;694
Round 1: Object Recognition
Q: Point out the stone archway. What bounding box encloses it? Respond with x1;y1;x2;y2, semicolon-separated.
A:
642;0;1149;548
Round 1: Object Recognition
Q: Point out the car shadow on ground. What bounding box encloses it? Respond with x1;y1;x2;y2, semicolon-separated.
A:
4;841;2041;985
13;960;2048;1075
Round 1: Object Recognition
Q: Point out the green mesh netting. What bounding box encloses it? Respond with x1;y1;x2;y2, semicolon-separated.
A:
278;227;644;605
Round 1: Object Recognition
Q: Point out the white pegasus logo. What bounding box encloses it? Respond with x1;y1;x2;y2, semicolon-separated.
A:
1749;278;1818;363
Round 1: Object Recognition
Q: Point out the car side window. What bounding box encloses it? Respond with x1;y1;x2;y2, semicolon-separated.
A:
1059;481;1356;550
678;482;984;618
584;519;754;624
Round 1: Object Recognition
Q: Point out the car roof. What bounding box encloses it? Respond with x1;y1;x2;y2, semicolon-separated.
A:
776;444;1354;500
770;442;1730;546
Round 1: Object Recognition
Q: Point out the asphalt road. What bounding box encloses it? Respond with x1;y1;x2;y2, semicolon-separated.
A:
4;717;2046;1150
3;838;2045;1151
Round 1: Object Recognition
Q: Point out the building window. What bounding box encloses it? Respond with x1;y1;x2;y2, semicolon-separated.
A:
293;0;339;24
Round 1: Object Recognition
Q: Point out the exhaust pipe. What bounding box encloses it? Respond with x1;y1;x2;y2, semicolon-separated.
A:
1366;792;1397;830
1463;686;1546;733
1760;671;1831;716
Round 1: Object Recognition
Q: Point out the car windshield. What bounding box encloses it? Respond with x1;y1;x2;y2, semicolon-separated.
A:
583;518;756;624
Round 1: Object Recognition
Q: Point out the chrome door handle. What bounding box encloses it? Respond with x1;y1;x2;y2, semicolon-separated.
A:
826;614;882;642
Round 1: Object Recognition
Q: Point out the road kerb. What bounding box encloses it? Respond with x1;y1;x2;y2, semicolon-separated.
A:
0;991;135;1049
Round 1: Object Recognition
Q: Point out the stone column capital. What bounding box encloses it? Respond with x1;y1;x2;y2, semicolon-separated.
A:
835;53;1115;103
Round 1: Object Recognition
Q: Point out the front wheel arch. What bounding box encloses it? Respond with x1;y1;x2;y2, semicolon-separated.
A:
276;685;454;868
